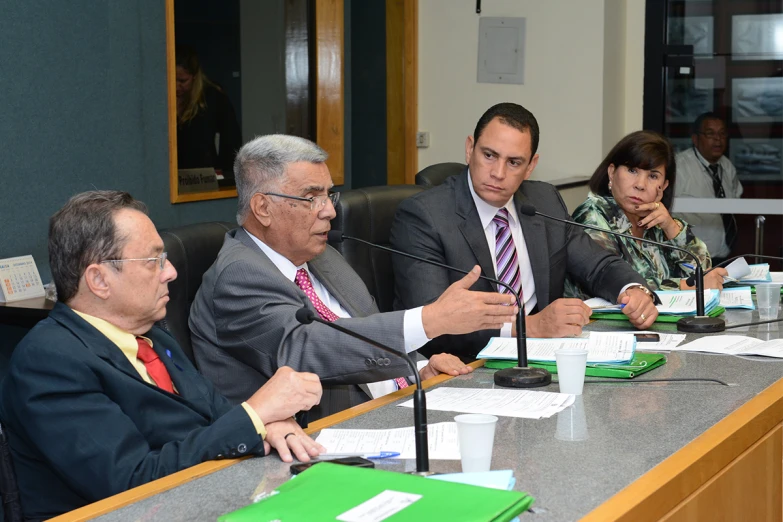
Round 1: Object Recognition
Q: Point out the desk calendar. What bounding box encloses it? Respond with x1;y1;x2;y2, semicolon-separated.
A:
0;255;45;302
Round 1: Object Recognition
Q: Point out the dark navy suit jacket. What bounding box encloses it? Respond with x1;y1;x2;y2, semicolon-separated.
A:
0;303;264;520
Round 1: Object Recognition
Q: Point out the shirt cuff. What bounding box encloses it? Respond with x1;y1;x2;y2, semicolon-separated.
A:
403;307;430;353
618;283;643;302
500;323;513;337
241;402;267;439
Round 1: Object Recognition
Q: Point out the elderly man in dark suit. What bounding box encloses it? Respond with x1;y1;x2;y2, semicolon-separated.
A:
0;191;324;520
390;102;659;361
190;134;519;420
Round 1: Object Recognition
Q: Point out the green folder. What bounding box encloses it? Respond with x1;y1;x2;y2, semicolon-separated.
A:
219;462;534;521
484;352;667;379
591;306;725;323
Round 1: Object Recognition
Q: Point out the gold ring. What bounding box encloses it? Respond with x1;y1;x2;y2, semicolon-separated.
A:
284;432;296;440
655;202;660;210
640;313;646;321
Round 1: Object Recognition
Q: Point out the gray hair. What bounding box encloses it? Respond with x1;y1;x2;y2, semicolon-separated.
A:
234;134;328;224
49;190;147;303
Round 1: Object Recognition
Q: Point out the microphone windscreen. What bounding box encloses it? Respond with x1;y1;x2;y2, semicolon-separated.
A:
518;204;537;216
327;230;344;243
295;307;315;325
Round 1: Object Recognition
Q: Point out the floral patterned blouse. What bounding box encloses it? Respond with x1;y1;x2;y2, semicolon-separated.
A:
564;192;712;296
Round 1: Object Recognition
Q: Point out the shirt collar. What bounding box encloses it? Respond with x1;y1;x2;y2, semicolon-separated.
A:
243;228;309;281
692;146;720;168
467;169;519;231
72;309;149;359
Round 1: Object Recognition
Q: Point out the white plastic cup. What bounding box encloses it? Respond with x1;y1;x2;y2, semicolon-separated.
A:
756;284;782;321
555;395;588;441
555;347;588;395
454;414;498;472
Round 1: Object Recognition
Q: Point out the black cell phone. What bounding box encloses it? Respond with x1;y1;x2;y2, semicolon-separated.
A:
635;333;660;342
289;456;375;475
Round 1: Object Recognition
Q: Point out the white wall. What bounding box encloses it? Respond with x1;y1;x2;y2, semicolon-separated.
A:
418;0;645;182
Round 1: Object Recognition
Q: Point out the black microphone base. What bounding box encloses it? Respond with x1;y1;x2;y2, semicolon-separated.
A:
407;470;439;477
677;316;726;333
493;367;552;388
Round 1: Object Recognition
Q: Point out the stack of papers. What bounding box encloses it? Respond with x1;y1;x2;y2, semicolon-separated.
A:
399;387;575;419
429;470;516;491
587;289;720;316
315;422;461;460
719;287;755;310
724;261;772;284
670;335;783;358
477;332;635;364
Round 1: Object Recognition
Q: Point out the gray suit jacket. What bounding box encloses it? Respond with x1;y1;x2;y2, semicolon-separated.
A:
390;171;648;360
189;228;411;420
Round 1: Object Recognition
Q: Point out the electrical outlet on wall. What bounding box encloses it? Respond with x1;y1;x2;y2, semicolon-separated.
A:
416;131;430;148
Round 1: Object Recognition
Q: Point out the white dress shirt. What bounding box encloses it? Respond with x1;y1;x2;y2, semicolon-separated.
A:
674;148;743;258
467;173;537;337
245;229;429;398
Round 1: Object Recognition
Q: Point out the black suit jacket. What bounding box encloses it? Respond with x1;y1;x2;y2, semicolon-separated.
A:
0;303;264;520
390;171;648;360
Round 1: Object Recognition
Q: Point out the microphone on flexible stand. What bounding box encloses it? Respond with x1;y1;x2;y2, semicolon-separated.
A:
295;307;434;475
685;254;783;288
327;230;551;389
517;204;725;334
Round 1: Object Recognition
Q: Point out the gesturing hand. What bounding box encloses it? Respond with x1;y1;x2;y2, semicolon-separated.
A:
422;266;517;339
246;366;323;424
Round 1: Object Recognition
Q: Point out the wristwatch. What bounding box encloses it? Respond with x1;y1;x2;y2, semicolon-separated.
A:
629;284;658;303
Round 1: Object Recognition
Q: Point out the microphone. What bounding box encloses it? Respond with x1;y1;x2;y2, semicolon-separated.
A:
685;254;783;287
517;204;725;334
295;307;433;475
327;230;551;389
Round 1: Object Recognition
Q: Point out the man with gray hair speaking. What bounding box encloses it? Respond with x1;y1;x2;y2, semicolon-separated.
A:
190;134;518;420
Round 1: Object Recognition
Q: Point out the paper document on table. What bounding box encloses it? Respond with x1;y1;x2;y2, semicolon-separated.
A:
315;422;460;460
725;257;751;280
477;332;634;363
771;272;783;283
584;297;615;309
739;264;772;283
399;387;575;419
670;335;783;358
656;289;719;314
719;287;755;309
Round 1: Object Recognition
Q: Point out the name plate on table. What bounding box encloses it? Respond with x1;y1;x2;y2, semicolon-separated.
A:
178;168;219;194
0;255;45;303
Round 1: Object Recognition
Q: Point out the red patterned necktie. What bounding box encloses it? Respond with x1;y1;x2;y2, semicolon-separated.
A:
294;268;408;390
136;337;175;393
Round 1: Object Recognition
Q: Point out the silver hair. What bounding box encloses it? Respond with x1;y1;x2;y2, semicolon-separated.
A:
234;134;328;224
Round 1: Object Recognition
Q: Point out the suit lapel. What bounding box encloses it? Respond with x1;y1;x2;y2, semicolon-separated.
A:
454;173;496;287
308;256;364;317
515;189;550;305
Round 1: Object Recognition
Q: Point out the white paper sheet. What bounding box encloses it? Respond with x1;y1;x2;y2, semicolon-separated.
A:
739;264;771;283
315;422;460;460
398;387;575;419
725;257;751;280
478;332;634;363
669;335;783;358
719;287;755;309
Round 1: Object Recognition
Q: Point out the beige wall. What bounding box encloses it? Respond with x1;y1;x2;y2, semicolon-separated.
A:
417;0;645;185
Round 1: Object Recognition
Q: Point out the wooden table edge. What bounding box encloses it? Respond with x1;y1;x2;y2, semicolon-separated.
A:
49;360;486;521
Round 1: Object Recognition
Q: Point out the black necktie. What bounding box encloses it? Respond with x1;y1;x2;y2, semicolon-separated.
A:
708;164;725;199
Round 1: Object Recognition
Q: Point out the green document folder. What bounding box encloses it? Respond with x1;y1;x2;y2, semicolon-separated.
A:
485;352;667;379
218;462;534;522
591;306;725;323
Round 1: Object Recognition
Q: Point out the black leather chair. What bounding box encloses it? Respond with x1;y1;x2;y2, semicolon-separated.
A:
159;221;234;365
414;162;465;188
0;421;22;522
329;185;425;313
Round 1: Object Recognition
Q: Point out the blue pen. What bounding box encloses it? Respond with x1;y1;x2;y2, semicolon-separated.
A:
321;451;400;459
682;263;695;270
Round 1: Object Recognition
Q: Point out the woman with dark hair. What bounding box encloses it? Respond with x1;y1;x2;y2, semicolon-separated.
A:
566;130;727;294
176;46;242;186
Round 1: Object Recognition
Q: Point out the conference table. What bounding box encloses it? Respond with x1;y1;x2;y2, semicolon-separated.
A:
52;308;782;521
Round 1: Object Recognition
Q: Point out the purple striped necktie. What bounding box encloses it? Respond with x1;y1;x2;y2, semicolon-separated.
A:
493;208;522;298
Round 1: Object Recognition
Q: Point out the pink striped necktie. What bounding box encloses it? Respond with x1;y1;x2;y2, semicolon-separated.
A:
294;268;409;390
493;208;522;298
294;268;340;322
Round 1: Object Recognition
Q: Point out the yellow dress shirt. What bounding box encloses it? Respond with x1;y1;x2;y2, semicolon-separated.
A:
73;310;266;438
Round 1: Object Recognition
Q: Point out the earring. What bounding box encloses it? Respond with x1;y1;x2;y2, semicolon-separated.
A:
608;181;613;190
